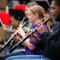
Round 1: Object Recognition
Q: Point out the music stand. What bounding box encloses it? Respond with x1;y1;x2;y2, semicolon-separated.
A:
35;0;50;10
0;20;2;27
0;19;7;30
18;0;31;4
9;9;27;21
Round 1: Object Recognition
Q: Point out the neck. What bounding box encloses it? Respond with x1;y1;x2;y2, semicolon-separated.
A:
33;19;42;24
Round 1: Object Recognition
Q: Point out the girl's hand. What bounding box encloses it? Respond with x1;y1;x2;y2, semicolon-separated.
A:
12;35;21;42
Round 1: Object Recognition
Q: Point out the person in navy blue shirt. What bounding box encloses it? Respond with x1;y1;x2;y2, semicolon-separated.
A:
36;0;60;59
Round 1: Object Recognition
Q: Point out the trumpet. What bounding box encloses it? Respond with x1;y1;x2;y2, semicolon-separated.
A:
9;18;51;53
0;16;28;53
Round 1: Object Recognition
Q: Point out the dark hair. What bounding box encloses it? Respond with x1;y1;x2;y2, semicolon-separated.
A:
52;0;60;6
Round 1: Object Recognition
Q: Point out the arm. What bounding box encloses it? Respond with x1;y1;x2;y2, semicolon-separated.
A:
40;32;51;45
14;26;39;50
37;23;60;54
41;30;60;54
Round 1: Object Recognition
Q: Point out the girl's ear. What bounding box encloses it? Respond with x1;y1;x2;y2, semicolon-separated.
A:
35;13;38;18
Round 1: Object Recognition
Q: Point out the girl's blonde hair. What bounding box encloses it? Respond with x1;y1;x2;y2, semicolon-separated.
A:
29;5;44;19
26;2;38;7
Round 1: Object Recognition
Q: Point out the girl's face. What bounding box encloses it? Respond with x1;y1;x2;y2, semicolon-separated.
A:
25;6;29;15
25;9;37;23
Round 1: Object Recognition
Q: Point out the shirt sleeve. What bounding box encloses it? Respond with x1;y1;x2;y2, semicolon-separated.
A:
29;38;36;46
40;32;51;45
40;30;60;55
